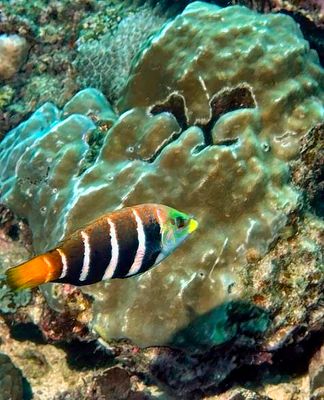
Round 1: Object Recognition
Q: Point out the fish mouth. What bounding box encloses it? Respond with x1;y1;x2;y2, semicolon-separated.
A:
188;218;198;234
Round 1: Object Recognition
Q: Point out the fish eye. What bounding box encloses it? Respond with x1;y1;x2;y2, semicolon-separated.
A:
175;216;187;229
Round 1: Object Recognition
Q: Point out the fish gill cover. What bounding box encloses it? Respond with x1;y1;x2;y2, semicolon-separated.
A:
0;2;323;349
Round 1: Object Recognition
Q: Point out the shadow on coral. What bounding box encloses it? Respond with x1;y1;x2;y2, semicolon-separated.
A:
9;321;114;371
220;329;324;393
169;300;270;351
10;322;46;344
22;377;33;400
58;339;116;371
150;302;323;399
148;301;270;398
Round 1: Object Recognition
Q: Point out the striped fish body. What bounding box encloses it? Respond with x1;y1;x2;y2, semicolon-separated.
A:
55;204;162;285
6;204;198;290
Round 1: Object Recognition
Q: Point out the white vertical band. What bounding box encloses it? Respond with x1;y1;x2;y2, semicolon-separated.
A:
103;218;119;280
126;209;146;276
57;248;68;279
79;231;91;281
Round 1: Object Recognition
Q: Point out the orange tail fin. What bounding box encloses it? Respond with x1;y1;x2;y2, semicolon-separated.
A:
6;252;62;290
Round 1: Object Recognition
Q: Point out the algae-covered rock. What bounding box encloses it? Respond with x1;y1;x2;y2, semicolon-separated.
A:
0;353;23;400
0;274;31;314
0;2;323;349
309;344;324;400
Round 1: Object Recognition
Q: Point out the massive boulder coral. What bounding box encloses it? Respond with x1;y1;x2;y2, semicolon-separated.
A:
120;2;323;160
0;2;323;349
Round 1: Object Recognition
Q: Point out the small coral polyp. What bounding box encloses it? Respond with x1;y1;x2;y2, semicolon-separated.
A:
0;2;323;348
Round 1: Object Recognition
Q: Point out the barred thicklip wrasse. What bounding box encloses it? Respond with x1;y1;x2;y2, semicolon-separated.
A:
6;204;198;290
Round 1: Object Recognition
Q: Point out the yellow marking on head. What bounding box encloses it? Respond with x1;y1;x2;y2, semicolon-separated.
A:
188;218;198;234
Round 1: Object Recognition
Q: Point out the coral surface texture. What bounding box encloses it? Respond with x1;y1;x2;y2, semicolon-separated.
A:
0;2;323;351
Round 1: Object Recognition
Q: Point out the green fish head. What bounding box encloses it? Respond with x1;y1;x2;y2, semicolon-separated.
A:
156;206;198;264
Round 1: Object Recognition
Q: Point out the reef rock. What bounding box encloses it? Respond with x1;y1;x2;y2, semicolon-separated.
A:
0;34;29;81
0;353;23;400
309;344;324;400
0;2;323;349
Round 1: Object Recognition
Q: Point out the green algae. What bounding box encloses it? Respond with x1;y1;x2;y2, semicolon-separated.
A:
170;301;270;350
0;86;14;111
0;274;31;314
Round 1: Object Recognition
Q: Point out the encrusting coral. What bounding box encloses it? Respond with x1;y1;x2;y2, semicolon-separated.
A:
74;5;167;102
0;2;323;349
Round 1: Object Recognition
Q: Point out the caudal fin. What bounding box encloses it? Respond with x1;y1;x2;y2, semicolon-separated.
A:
6;253;61;290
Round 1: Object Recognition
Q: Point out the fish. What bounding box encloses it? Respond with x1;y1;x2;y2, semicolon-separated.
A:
6;204;198;290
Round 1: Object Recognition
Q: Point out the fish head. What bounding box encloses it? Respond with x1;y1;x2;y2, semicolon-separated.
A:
156;205;198;264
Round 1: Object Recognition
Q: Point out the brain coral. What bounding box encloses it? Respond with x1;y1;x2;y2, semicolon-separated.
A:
0;2;323;348
75;5;166;102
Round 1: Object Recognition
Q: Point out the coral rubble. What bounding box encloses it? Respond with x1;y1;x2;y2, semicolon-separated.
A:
0;2;323;352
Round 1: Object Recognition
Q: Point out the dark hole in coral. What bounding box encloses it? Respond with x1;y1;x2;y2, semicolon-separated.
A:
7;224;20;241
46;7;59;21
10;322;46;344
211;86;256;117
145;94;188;163
150;93;188;130
261;142;271;152
143;130;183;164
214;138;239;147
200;86;256;146
58;339;116;371
150;87;255;152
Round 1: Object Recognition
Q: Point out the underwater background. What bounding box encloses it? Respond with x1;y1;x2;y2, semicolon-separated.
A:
0;0;323;399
